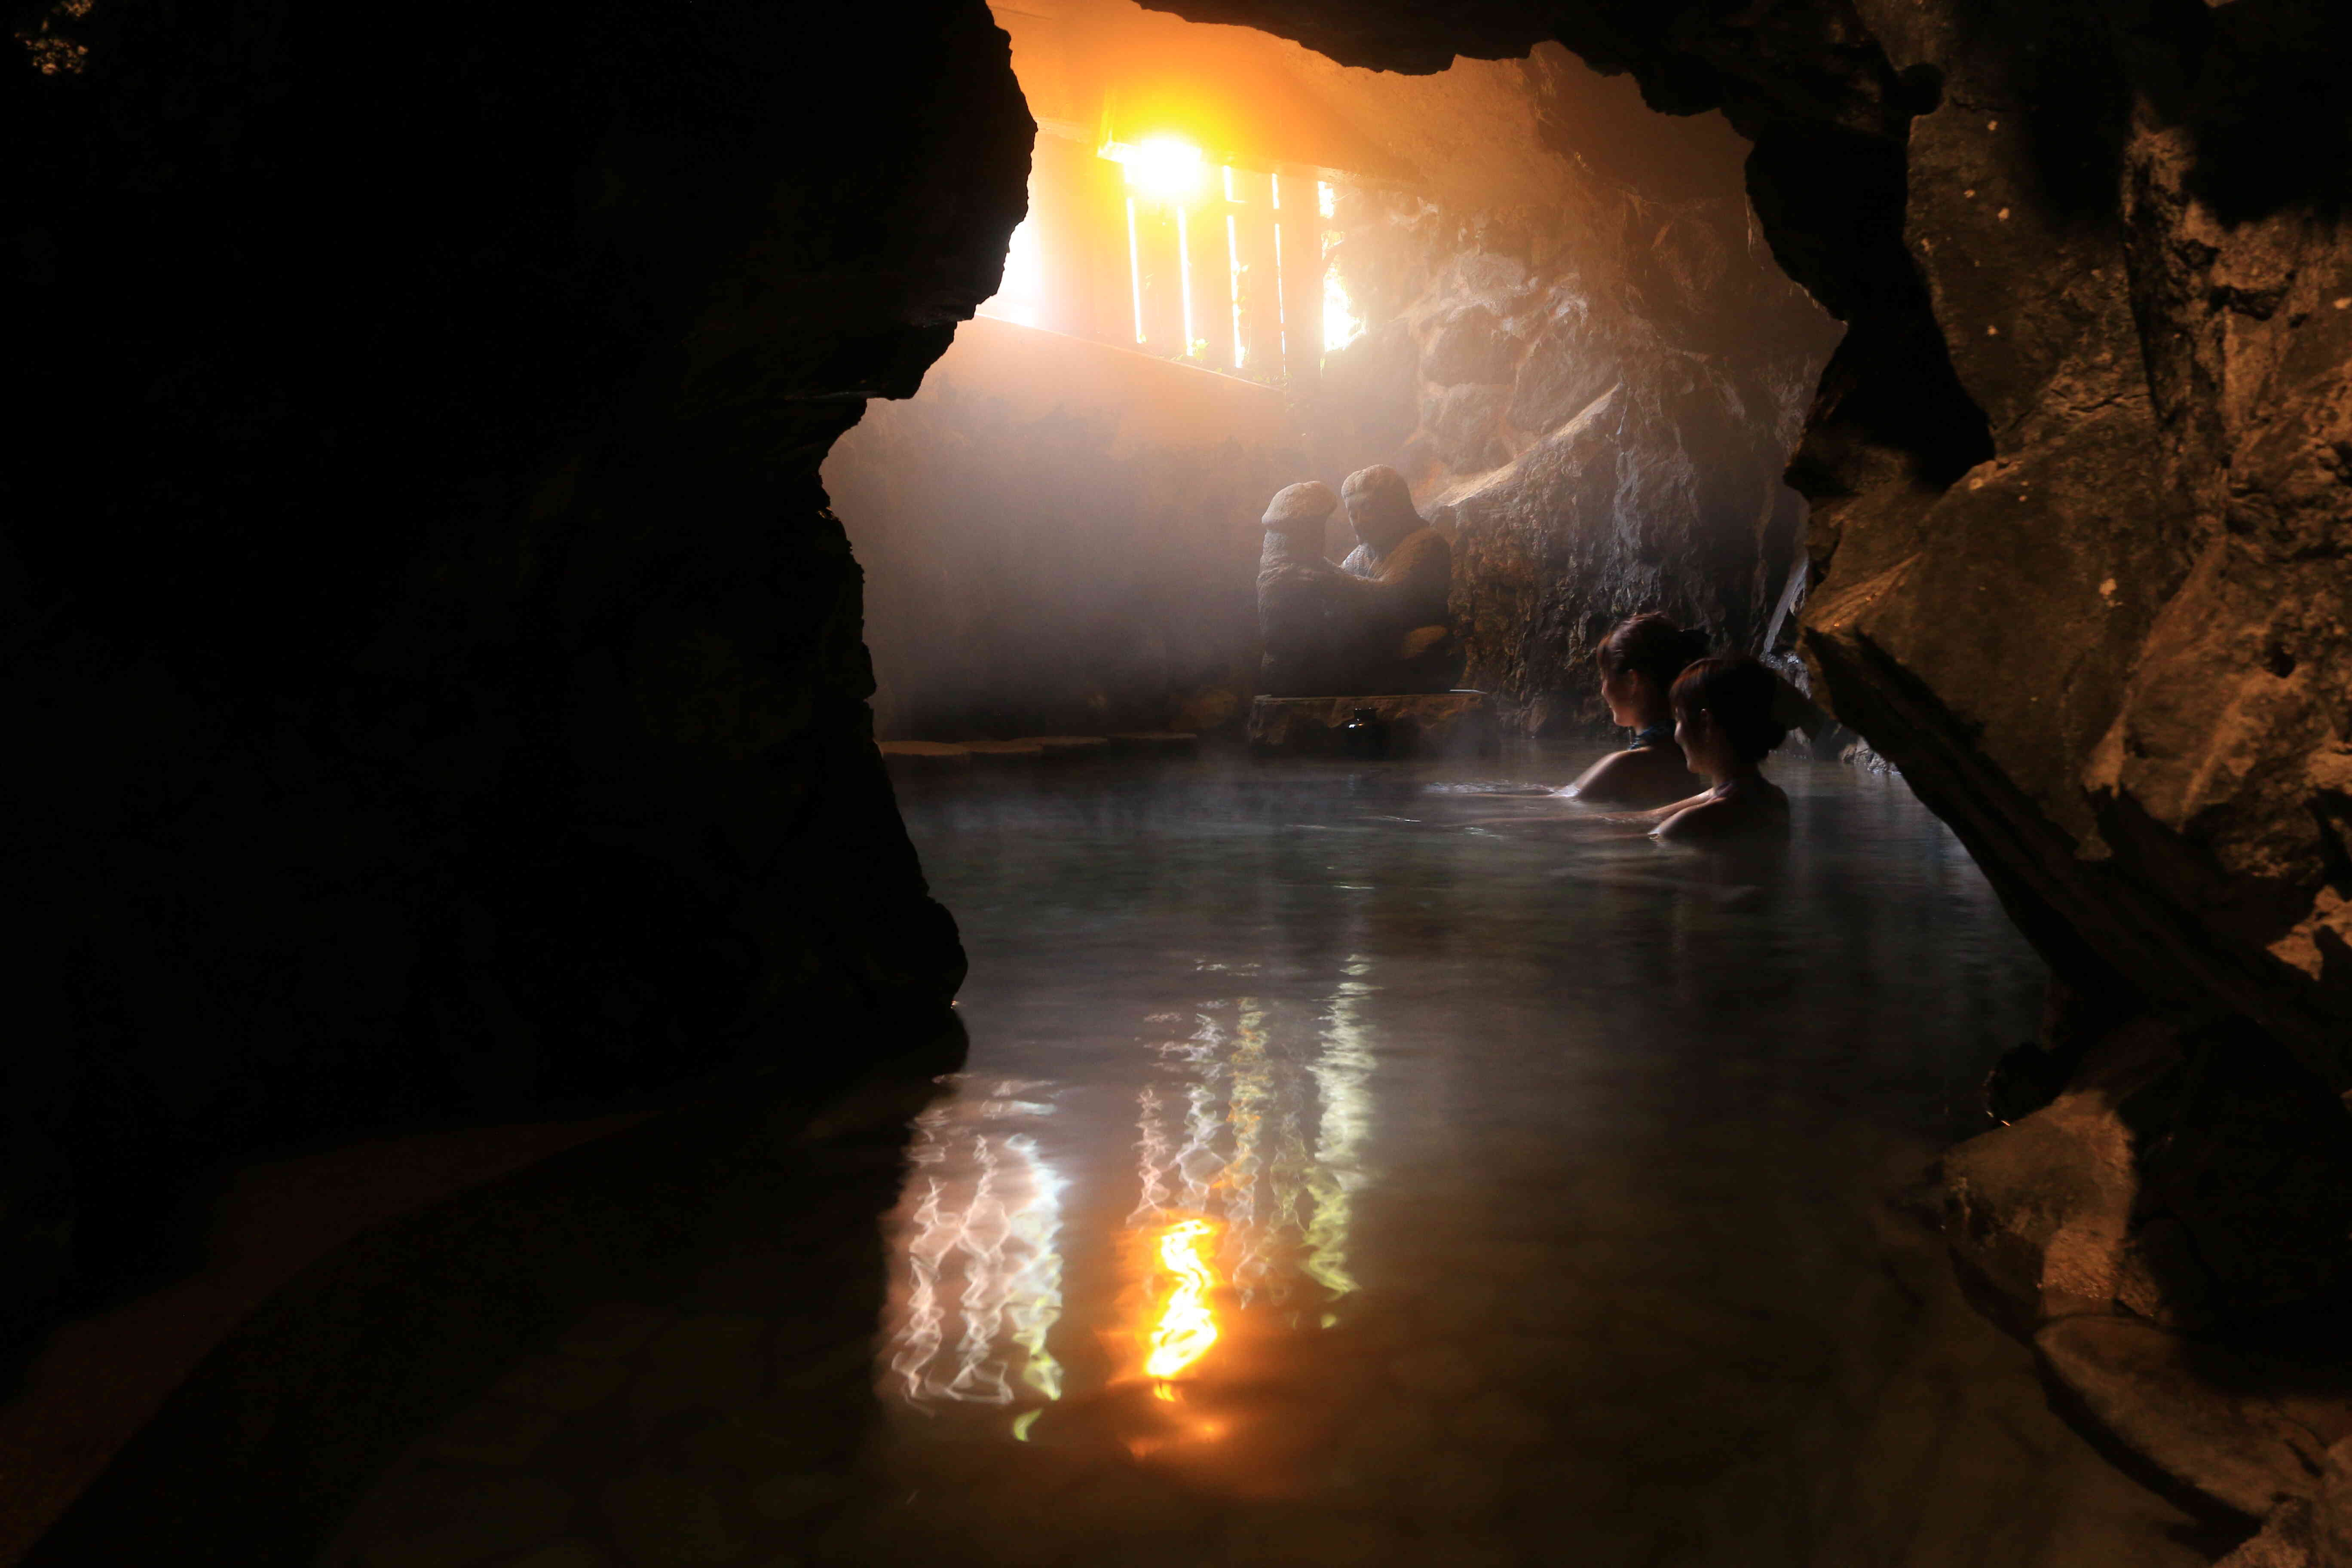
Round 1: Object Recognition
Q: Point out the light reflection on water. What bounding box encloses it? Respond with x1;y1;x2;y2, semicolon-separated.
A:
321;751;2220;1568
847;751;2212;1562
880;966;1377;1449
887;1089;1066;1409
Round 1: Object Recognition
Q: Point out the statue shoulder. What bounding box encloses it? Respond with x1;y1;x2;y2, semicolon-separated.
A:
1398;526;1452;563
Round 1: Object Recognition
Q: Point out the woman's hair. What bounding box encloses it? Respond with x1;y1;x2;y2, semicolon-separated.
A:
1600;612;1711;690
1670;655;1789;764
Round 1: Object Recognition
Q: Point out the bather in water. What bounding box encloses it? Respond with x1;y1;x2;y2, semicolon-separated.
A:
1648;655;1791;842
1559;612;1710;805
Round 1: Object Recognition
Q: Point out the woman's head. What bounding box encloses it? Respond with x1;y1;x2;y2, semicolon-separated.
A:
1670;655;1789;771
1597;612;1710;728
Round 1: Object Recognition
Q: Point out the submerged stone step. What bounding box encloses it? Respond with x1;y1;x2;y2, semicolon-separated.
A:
1017;735;1112;757
876;741;973;769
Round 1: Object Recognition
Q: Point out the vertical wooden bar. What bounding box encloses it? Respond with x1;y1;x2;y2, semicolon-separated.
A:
1233;168;1280;379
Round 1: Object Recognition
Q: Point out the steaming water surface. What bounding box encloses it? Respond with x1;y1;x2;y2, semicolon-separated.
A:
865;753;2214;1565
330;749;2217;1568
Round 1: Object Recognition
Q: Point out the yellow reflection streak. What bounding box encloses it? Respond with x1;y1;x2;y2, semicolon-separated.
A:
1302;971;1375;1297
1145;1218;1222;1383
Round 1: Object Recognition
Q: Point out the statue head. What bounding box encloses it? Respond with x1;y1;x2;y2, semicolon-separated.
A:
1341;465;1419;555
1261;480;1336;557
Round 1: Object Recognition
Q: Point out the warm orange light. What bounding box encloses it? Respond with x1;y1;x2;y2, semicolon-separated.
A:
1323;266;1363;353
1145;1218;1220;1382
1226;211;1245;369
1271;174;1288;361
1126;196;1145;343
1103;135;1206;202
1176;206;1196;352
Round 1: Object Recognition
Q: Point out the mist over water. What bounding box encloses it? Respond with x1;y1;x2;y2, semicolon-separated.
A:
322;748;2217;1568
854;750;2211;1564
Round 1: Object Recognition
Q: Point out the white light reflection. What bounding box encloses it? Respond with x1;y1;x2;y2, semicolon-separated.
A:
887;1083;1067;1410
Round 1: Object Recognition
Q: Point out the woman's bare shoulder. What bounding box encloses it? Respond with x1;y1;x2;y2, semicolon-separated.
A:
1566;748;1695;806
1653;785;1787;842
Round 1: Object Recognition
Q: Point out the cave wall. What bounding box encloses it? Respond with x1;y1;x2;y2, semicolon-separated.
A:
1153;0;2352;1087
1;0;1026;1338
1305;44;1840;730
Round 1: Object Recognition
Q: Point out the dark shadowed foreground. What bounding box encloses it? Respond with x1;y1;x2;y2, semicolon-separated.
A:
37;750;2232;1567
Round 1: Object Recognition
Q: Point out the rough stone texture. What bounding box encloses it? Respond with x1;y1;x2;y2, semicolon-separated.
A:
1246;694;1500;758
1159;0;2352;1071
1298;49;1843;733
1153;0;2352;1513
1943;1020;2352;1332
2035;1315;2352;1519
1793;5;2352;1090
3;0;1023;1341
2218;1501;2320;1568
2329;1440;2352;1567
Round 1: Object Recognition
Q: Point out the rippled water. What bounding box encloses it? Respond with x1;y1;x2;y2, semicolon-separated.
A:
325;748;2217;1568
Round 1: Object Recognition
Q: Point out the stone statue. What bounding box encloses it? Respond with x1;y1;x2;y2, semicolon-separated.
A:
1256;481;1350;697
1256;470;1464;697
1335;465;1462;693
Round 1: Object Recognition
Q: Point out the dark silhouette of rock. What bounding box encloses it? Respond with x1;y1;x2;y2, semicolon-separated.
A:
2035;1315;2349;1520
1945;1019;2352;1334
4;0;1023;1345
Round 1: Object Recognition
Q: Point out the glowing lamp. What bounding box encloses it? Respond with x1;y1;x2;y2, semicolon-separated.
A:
1102;135;1207;201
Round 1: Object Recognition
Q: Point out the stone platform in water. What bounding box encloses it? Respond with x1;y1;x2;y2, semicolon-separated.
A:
1247;692;1498;759
879;733;1200;773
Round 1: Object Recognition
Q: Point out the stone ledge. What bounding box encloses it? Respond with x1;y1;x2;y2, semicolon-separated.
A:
878;733;1200;771
1246;693;1498;759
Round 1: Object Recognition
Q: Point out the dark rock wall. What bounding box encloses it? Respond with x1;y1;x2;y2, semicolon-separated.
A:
1155;0;2352;1087
3;0;1026;1335
1305;51;1840;729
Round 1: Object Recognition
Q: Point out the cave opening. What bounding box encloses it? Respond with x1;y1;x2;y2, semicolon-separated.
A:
823;0;1846;747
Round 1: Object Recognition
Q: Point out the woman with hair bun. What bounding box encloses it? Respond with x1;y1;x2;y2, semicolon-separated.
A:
1648;655;1791;841
1560;612;1713;805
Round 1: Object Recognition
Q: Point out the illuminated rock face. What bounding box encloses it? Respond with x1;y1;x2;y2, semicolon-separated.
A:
3;0;1025;1333
1302;49;1842;733
1160;0;2352;1085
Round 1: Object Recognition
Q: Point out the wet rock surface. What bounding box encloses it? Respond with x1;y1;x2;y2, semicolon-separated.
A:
1295;51;1841;732
1944;1020;2352;1332
2033;1315;2352;1521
